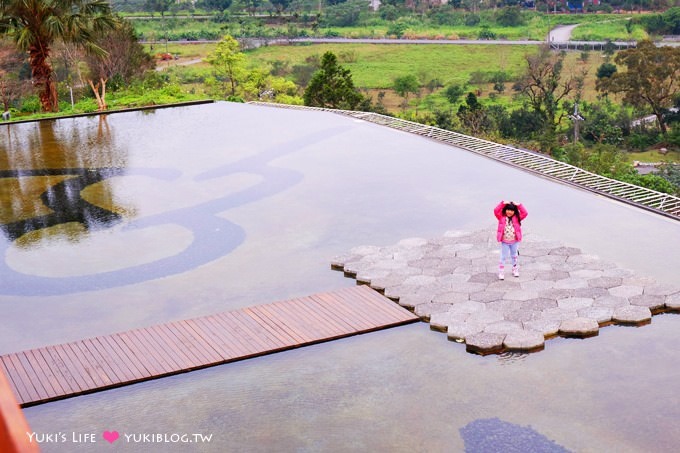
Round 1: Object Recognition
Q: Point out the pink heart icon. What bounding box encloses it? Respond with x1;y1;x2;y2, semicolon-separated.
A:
102;431;119;444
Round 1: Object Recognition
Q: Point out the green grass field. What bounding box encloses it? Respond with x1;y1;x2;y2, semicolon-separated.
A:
247;43;535;89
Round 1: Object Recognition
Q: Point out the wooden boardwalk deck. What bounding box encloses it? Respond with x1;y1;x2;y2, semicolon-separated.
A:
0;286;418;407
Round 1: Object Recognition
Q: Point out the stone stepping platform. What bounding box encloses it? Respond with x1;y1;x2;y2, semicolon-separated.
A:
331;229;680;355
0;286;418;407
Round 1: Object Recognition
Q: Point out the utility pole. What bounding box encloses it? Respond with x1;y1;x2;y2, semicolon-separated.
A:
569;103;584;143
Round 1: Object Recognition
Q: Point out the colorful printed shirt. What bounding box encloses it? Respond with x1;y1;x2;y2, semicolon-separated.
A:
502;217;516;242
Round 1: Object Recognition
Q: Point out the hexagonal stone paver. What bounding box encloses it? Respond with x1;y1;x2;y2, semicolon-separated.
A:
484;320;523;334
535;270;571;281
447;301;486;314
593;295;630;309
566;254;600;264
432;291;469;305
504;309;543;323
542;308;578;322
465;332;506;355
623;275;658;287
485;300;522;314
537;288;574;300
395;293;434;309
554;277;589;290
470;290;505;303
520;298;558;311
519;248;551;258
609;285;644;298
503;330;545;352
356;269;391;285
502;289;540;302
447;321;485;341
572;287;609;299
559;317;599;337
587;276;623;289
603;267;636;278
577;306;613;324
402;275;438;286
629;294;666;311
448;282;488;294
414;302;451;320
557;297;594;311
429;311;470;331
644;284;680;297
456;248;490;259
570;269;604;279
332;228;673;355
665;293;680;310
523;319;562;337
467;309;505;324
520;280;556;292
468;272;500;284
408;258;442;270
549;246;582;256
612;306;652;325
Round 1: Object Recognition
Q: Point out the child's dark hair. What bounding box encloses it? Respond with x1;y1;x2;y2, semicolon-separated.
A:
504;203;521;225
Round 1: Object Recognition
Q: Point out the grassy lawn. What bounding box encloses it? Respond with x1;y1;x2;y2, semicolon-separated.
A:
247;43;536;89
570;18;648;41
627;149;680;163
245;42;614;111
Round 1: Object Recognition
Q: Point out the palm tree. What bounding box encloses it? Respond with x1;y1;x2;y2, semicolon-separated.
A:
0;0;115;112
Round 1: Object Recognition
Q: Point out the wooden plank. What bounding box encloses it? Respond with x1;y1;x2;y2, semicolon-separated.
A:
309;293;371;332
189;317;241;360
279;298;336;339
106;334;152;379
52;344;96;391
123;330;174;376
297;296;366;341
313;292;377;330
68;341;112;389
79;339;123;385
32;348;74;398
24;349;63;399
136;327;185;371
91;336;136;382
219;310;283;352
117;332;165;377
1;287;416;406
351;286;419;322
258;302;315;344
0;358;28;404
200;314;262;358
176;320;225;364
166;322;218;365
39;347;82;395
242;306;300;346
13;352;50;402
3;354;40;404
145;325;195;371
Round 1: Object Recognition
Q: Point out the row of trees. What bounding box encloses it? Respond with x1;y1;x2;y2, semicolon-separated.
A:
300;41;680;193
0;0;153;113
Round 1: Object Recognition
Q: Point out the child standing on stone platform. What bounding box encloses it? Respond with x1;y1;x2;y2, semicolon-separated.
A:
494;200;528;280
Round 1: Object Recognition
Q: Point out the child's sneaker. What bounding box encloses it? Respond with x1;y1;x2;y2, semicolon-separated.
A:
512;266;519;277
498;271;505;280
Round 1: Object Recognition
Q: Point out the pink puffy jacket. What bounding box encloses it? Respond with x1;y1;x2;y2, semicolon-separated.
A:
494;201;528;243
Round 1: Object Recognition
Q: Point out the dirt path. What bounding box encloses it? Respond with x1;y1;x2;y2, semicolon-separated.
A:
548;24;579;42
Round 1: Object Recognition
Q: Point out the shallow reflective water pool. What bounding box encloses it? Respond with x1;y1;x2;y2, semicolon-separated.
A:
2;102;679;451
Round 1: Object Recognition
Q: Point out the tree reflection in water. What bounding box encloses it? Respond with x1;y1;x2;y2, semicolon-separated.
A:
0;115;125;246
